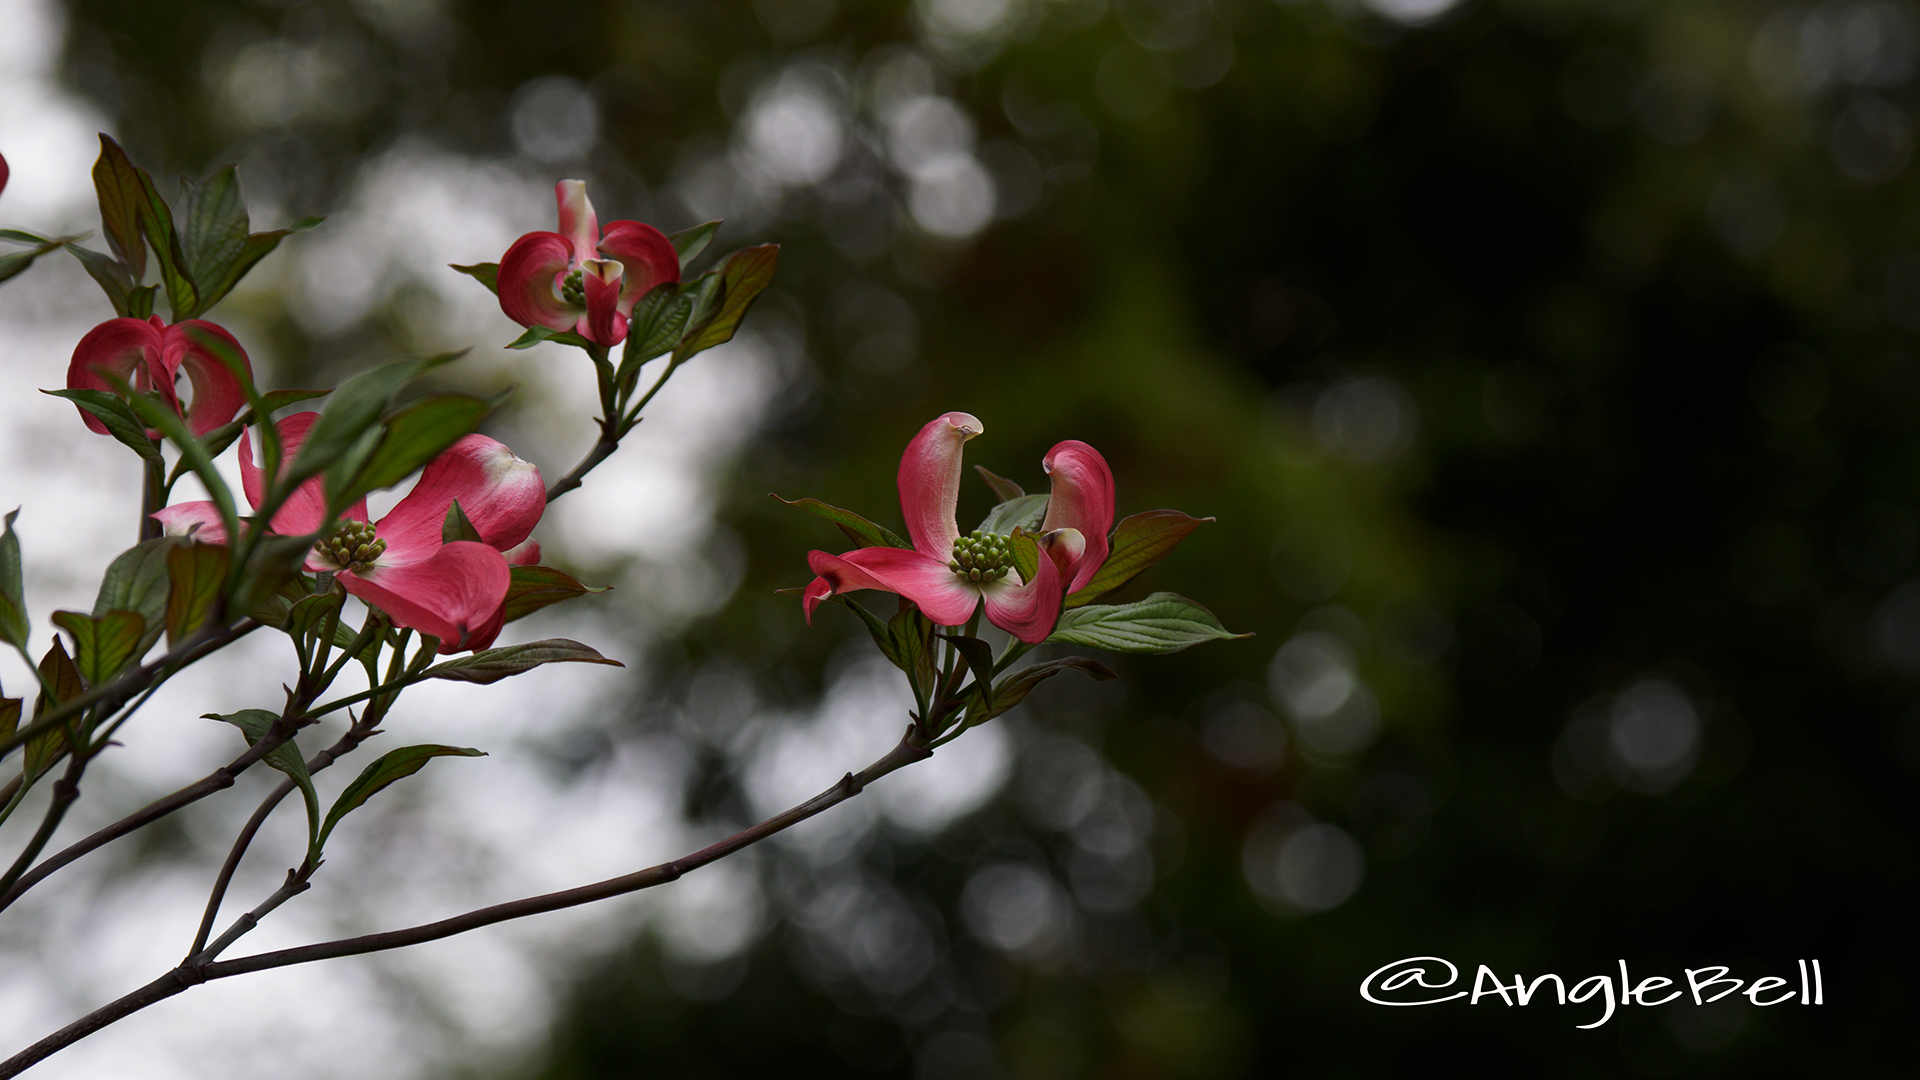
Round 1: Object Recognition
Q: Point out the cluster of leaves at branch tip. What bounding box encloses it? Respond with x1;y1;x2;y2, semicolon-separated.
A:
65;135;322;322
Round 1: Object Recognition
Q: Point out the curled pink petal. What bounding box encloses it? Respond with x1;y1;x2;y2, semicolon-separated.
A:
1040;440;1115;593
66;317;172;434
340;541;512;653
1038;527;1085;576
979;550;1063;644
806;547;981;626
167;321;251;436
556;179;598;266
239;412;369;538
598;220;681;310
374;434;545;562
0;153;8;198
497;231;578;332
580;258;627;346
152;501;230;544
503;537;541;566
898;412;982;559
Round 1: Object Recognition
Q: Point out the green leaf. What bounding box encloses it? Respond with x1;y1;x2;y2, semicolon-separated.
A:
449;261;499;296
621;282;695;371
41;389;164;466
0;697;19;743
177;166;249;304
1067;510;1212;608
191;217;322;315
280;589;360;652
65;243;136;316
499;565;609;626
965;657;1117;728
316;744;486;852
287;352;462;499
441;499;483;545
93;537;183;660
0;234;68;286
888;605;937;693
504;324;595;350
120;382;240;541
973;465;1025;502
978;494;1049;537
132;164;197;321
938;633;997;719
212;708;320;850
164;541;231;647
771;494;910;549
676;244;778;360
836;596;902;670
127;284;158;320
51;610;147;687
191;386;335;471
92;134;147;281
667;220;722;270
421;639;622;685
1006;528;1041;590
1047;592;1249;654
337;394;492;504
0;509;27;650
23;641;83;779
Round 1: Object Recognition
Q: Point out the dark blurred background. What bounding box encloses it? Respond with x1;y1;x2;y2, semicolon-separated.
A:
39;0;1918;1074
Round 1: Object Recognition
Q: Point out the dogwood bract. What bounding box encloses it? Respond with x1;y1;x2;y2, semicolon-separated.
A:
154;413;545;652
496;179;680;347
802;412;1115;644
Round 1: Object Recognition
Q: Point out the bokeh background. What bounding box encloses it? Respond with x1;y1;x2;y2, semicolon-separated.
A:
0;0;1910;1075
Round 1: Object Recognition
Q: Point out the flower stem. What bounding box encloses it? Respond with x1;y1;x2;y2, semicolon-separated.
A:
138;452;164;543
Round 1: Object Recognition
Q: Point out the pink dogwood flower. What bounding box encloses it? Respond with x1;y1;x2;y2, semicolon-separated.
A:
65;316;252;436
497;179;680;348
154;412;546;653
801;412;1116;644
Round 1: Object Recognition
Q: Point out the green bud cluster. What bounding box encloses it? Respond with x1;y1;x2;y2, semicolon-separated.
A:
949;529;1014;583
560;268;586;307
316;519;385;571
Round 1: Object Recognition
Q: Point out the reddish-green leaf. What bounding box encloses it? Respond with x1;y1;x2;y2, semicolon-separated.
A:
449;261;499;296
51;610;147;687
499;566;609;626
91;134;146;281
422;638;622;685
965;657;1116;728
677;244;778;359
164;541;231;646
1066;510;1212;608
771;494;909;549
974;465;1025;502
315;744;484;853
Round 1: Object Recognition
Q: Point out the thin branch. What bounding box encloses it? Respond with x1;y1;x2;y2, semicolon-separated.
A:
0;744;88;900
0;619;261;763
1;730;934;1078
0;708;302;913
188;715;384;957
186;777;292;959
542;421;620;504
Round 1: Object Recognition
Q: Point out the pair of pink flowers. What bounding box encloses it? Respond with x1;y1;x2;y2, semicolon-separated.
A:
155;414;546;654
66;315;252;436
497;180;680;348
803;412;1115;644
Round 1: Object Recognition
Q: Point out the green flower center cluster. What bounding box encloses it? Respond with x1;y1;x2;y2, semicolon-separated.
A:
316;519;385;571
949;529;1013;583
560;268;586;307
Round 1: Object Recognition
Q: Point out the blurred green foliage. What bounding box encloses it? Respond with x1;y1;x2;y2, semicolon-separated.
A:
50;0;1912;1074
